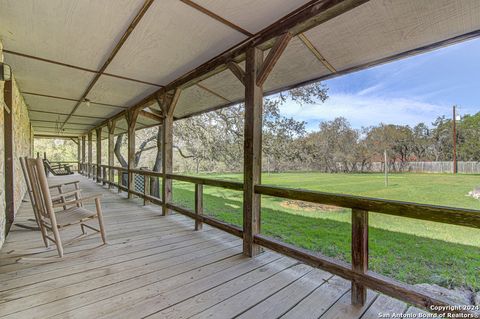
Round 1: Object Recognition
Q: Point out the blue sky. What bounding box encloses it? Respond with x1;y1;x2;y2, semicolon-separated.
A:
279;37;480;131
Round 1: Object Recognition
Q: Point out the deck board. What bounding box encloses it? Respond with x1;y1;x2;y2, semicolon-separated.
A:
0;175;410;319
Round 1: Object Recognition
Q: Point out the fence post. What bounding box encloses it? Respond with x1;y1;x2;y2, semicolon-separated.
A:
102;166;107;186
243;46;264;257
117;170;121;193
126;110;139;199
109;168;113;188
351;208;368;306
195;184;203;231
96;127;102;183
144;175;150;206
108;120;116;189
87;131;92;178
160;89;181;216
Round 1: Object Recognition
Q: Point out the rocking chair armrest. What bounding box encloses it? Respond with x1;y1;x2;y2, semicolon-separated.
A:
49;180;81;190
63;180;80;186
51;189;82;200
52;194;102;208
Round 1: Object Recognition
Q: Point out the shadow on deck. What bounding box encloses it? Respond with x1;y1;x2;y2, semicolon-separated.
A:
0;174;427;319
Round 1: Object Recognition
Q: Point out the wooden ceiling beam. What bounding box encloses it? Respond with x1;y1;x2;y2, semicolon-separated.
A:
148;106;163;117
139;110;163;122
119;0;367;118
298;33;336;73
256;32;292;86
61;0;156;129
180;0;253;37
226;62;246;85
163;0;368;91
88;0;367;135
165;89;182;118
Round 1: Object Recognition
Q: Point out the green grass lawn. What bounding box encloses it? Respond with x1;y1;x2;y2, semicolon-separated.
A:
168;172;480;291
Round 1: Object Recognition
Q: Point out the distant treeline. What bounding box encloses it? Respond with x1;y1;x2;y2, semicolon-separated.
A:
37;83;478;175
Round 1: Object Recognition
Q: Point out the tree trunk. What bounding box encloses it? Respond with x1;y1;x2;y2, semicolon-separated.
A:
151;128;162;197
114;133;128;186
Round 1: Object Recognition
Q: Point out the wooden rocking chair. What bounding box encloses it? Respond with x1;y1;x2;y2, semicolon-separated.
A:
18;157;82;233
25;157;107;258
43;159;74;176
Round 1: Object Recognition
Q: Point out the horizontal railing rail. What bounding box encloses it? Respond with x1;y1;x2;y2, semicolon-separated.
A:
49;160;79;164
77;163;480;317
256;185;480;229
47;160;80;172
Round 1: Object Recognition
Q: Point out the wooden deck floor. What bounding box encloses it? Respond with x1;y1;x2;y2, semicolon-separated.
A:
0;174;426;319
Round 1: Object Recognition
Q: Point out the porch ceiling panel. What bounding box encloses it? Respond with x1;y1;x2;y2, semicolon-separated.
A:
137;117;161;128
24;95;76;115
304;0;480;72
198;68;245;106
75;104;121;119
69;116;107;126
4;53;95;99
36;122;96;131
193;0;311;34
174;84;230;118
263;36;331;93
86;75;159;107
66;124;96;131
0;0;146;70
114;118;128;135
2;0;480;136
101;126;109;140
104;0;247;85
22;107;107;133
172;0;480;118
34;127;86;134
29;112;68;123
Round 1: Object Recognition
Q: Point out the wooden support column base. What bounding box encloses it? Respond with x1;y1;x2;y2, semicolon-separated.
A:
242;46;263;258
351;208;368;306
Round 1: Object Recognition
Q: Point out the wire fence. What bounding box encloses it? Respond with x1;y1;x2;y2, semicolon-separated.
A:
369;161;480;174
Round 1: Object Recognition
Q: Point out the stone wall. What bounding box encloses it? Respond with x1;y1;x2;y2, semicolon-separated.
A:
0;41;32;248
12;77;32;211
0;40;5;248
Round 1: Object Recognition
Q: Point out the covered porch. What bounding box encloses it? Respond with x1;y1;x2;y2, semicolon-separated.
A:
1;174;416;319
1;0;480;318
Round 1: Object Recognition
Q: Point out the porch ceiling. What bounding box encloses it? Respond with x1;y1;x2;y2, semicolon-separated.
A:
1;0;480;136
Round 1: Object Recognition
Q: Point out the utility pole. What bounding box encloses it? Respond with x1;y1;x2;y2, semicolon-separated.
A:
384;150;388;187
453;105;457;174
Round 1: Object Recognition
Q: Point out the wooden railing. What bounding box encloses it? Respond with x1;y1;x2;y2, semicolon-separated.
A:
78;163;480;317
47;161;80;172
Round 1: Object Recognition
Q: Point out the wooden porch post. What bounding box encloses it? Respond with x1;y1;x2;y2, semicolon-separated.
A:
351;209;369;305
81;135;86;174
87;131;93;178
127;109;139;199
77;137;81;172
96;127;102;183
4;79;14;235
108;120;116;188
242;34;291;257
243;47;264;257
160;89;181;216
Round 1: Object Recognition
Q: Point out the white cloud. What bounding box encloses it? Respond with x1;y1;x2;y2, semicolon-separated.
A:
357;83;384;96
279;93;451;130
